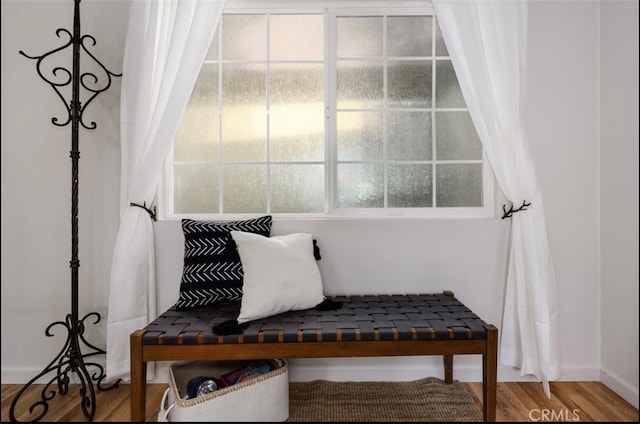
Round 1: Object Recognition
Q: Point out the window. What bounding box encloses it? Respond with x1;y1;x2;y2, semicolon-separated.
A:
164;3;493;218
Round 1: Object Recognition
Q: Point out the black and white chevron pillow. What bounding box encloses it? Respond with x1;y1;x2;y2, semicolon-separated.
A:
175;215;272;310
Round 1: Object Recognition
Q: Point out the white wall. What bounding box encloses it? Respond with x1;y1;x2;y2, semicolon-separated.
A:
1;0;635;407
599;0;639;409
527;0;602;380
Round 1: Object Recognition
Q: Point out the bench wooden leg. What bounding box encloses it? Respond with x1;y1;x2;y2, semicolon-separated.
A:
483;324;498;422
130;330;147;422
443;355;453;383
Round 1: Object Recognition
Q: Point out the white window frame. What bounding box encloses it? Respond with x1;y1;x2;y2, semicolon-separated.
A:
159;0;495;221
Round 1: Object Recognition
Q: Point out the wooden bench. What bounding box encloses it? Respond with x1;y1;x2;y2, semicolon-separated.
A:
130;291;497;421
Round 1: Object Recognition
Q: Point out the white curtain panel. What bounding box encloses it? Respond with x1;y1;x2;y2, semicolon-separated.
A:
432;0;560;397
106;0;226;383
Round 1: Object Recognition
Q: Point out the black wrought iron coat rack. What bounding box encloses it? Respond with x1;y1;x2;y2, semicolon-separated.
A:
9;0;121;421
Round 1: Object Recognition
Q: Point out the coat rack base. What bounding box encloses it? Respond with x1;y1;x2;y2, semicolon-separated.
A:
8;312;120;422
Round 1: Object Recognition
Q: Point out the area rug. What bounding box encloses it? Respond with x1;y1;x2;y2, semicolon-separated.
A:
151;377;482;422
287;377;482;422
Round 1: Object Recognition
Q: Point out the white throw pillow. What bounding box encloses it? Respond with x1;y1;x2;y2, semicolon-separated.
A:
230;231;325;324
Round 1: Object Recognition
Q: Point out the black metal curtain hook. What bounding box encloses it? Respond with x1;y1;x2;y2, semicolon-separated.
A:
130;201;157;221
501;200;531;219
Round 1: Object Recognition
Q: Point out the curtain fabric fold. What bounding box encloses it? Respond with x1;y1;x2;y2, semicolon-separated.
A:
431;0;561;396
106;0;226;383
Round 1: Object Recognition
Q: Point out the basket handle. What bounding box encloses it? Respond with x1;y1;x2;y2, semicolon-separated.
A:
157;387;175;422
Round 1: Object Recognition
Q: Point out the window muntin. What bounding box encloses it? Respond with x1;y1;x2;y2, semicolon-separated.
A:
165;5;493;219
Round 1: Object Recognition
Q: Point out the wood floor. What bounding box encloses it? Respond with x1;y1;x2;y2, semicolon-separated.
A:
2;381;638;422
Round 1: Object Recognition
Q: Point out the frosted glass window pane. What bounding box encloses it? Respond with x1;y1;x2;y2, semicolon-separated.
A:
337;164;384;208
337;60;383;108
271;165;324;213
436;164;483;207
222;15;267;60
388;164;432;207
388;60;431;108
337;111;383;161
174;65;219;162
271;108;324;161
222;63;266;162
270;64;323;104
174;164;218;214
436;112;482;160
271;15;323;60
222;111;267;162
388;111;432;160
205;27;219;60
387;16;432;57
337;17;382;57
270;64;324;161
223;165;267;213
436;60;465;108
222;63;266;108
435;21;449;56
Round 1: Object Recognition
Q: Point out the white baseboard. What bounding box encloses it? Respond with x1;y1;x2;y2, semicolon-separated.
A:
600;368;639;409
1;359;601;386
283;361;600;383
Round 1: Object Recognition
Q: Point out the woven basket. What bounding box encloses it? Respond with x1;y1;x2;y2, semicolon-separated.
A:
158;360;289;422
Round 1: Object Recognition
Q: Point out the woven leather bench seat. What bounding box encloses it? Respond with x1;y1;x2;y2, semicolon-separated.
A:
130;290;497;422
141;292;489;346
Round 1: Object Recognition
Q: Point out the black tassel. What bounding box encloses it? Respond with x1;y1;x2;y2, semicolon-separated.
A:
315;298;342;311
313;239;322;260
212;319;248;335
